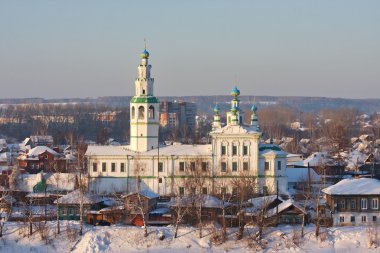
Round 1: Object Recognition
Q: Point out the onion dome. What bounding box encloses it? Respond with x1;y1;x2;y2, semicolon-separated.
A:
231;86;240;97
140;49;150;59
251;104;257;112
213;104;220;113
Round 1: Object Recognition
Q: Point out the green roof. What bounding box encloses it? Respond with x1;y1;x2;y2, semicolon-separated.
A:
259;145;282;152
130;96;159;104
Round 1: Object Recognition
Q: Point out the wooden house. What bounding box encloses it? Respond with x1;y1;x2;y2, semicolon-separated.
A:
322;178;380;226
121;190;159;226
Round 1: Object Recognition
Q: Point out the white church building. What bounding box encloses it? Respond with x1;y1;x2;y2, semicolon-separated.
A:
85;48;288;196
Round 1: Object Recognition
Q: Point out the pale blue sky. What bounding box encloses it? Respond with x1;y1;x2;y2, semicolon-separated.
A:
0;0;379;99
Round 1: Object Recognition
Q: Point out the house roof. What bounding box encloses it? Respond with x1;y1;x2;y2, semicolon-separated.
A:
170;194;232;208
54;190;103;205
266;199;306;218
121;190;159;199
27;146;60;157
322;178;380;195
86;143;212;157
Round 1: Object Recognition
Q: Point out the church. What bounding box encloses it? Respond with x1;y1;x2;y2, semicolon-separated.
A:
85;48;288;196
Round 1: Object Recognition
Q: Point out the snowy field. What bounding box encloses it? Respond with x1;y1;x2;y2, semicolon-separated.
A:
0;222;378;253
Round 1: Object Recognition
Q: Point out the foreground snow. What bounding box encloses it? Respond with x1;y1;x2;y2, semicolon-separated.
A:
0;222;378;252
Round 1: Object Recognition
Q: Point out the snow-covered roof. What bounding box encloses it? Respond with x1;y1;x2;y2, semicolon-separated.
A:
266;199;305;217
210;124;261;135
27;146;60;157
322;178;380;195
287;167;321;183
122;190;159;199
55;190;103;205
86;144;212;157
30;135;54;144
170;195;231;208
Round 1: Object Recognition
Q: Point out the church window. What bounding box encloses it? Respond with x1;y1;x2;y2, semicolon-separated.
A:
232;145;237;156
243;162;249;171
232;162;238;171
277;161;282;170
138;106;145;119
221;145;226;155
92;163;97;172
158;178;162;183
265;161;270;171
243;145;248;155
142;89;146;95
102;162;107;172
202;187;208;194
120;163;125;173
221;162;227;172
131;106;135;119
148;106;155;119
111;163;116;172
190;162;195;171
179;162;185;172
158;162;163;172
201;162;208;172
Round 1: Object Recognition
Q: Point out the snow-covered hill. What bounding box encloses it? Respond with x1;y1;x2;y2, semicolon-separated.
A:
0;222;378;252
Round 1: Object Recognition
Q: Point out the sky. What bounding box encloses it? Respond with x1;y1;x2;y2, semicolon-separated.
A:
0;0;379;99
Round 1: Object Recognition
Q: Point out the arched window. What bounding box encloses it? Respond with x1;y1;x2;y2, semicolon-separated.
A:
131;106;135;119
148;105;155;119
138;106;145;119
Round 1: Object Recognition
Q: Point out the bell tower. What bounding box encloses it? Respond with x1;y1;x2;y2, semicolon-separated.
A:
129;47;159;152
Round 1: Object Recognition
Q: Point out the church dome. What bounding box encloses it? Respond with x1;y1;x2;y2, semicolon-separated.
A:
213;104;220;113
251;104;257;112
140;49;150;59
231;86;240;97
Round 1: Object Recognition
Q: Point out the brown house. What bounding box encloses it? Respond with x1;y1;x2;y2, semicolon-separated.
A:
18;146;66;173
121;190;159;226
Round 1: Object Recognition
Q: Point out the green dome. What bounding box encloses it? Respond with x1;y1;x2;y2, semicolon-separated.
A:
231;86;240;97
251;104;257;112
213;104;220;113
140;49;150;59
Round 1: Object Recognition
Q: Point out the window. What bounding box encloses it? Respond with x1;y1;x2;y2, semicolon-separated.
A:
372;198;378;209
190;162;195;171
232;145;237;155
243;145;248;156
221;145;226;155
361;198;368;210
148;105;155;119
201;162;208;172
339;199;345;210
277;161;282;170
339;216;344;223
265;161;270;171
92;163;98;172
243;162;249;171
62;208;67;215
138;106;145;119
350;216;355;222
232;162;238;172
362;216;367;222
158;162;163;172
202;187;208;194
221;162;227;172
120;163;125;173
69;208;74;216
351;200;356;210
179;162;185;172
131;106;135;119
373;216;377;222
263;186;268;195
102;162;107;172
221;187;227;196
158;178;162;183
111;163;116;172
179;187;184;196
